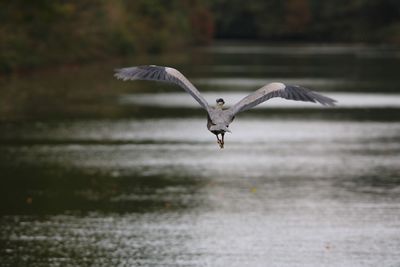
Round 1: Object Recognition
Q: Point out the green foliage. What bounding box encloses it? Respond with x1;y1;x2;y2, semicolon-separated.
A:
1;0;399;73
0;0;214;72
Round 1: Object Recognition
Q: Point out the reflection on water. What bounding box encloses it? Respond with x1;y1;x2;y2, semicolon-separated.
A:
1;43;400;266
194;77;349;88
205;43;400;57
119;92;400;108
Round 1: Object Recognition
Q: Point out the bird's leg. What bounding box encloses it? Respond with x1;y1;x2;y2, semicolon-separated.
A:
216;134;223;148
220;133;225;148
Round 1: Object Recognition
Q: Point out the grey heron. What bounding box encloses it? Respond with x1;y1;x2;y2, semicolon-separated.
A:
114;65;336;148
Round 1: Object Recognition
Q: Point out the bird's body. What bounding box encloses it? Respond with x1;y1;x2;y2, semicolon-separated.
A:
115;65;336;148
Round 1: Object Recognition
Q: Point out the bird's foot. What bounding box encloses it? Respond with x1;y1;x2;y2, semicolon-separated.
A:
217;140;224;149
219;141;224;149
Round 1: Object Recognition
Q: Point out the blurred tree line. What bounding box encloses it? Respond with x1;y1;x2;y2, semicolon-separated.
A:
214;0;400;43
1;0;399;73
0;0;214;72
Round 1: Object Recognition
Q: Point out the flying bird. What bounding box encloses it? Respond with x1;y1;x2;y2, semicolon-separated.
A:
114;65;336;148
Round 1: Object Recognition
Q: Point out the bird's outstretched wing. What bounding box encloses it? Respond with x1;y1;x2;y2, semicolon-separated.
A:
229;82;336;115
114;65;211;112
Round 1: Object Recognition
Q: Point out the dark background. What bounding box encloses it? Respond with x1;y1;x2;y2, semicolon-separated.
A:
1;0;400;73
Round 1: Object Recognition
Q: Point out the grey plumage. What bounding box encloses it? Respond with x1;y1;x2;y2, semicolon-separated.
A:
114;65;211;111
114;65;336;148
230;82;336;114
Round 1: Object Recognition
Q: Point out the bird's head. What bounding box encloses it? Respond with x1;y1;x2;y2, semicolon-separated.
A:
216;98;225;107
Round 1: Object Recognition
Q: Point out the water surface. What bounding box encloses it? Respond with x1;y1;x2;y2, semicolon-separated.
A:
1;43;400;266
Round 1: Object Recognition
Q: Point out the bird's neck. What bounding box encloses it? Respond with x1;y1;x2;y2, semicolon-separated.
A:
216;104;224;110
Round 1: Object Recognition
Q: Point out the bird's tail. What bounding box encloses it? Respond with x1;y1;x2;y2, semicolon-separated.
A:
210;124;231;133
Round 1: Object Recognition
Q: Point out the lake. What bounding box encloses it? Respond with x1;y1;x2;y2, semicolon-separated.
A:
1;42;400;266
